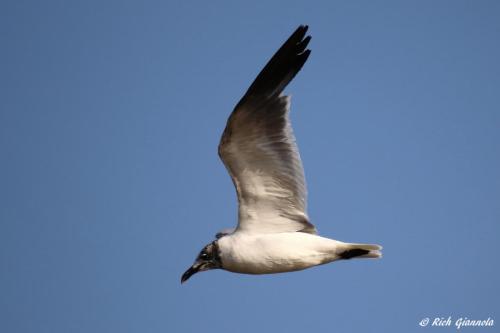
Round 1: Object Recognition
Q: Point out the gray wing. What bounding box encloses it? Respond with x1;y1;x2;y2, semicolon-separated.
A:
218;25;316;234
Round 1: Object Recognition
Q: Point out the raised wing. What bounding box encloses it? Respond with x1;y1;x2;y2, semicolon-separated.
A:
218;25;316;234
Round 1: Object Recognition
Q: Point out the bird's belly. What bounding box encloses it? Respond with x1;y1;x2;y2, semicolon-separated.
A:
219;233;341;274
223;253;330;274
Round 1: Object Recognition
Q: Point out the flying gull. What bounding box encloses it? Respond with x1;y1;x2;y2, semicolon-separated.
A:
181;25;382;283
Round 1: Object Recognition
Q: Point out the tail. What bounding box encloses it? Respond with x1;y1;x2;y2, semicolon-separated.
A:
338;243;382;260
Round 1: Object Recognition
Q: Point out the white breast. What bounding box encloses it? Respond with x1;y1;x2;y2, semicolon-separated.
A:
217;232;344;274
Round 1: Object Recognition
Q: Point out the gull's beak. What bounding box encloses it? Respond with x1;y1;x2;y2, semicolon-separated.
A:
181;263;201;284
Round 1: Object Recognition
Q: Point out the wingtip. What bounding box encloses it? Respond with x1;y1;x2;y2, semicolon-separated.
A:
299;49;311;63
298;35;312;51
236;24;312;103
287;25;309;46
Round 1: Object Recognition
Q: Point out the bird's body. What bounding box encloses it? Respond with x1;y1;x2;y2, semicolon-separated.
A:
181;25;382;284
218;232;351;274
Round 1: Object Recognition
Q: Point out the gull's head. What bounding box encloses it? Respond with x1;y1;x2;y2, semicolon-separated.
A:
181;241;221;284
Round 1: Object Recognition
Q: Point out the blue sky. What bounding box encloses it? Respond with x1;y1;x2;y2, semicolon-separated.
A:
1;1;499;332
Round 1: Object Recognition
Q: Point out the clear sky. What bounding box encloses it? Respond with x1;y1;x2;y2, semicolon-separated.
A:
1;1;499;332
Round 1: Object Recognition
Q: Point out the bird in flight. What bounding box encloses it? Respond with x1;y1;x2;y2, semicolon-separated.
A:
181;25;382;284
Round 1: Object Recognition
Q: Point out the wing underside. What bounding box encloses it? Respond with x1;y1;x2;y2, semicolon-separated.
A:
218;25;316;234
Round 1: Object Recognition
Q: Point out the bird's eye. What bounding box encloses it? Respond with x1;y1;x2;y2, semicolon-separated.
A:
200;252;209;259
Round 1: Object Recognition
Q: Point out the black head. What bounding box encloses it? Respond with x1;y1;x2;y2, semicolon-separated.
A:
181;241;221;284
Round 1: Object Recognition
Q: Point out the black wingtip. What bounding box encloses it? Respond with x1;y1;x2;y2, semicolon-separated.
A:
298;35;312;52
240;25;312;103
294;24;309;38
286;25;310;52
297;24;308;33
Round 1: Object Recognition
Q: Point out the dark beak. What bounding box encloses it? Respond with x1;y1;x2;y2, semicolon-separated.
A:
181;263;201;284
